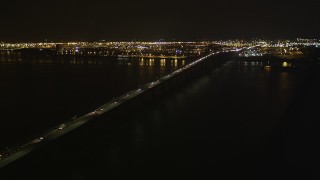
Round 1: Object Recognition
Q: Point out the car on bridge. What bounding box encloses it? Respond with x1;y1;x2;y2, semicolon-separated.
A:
32;137;44;144
89;111;98;116
58;123;66;130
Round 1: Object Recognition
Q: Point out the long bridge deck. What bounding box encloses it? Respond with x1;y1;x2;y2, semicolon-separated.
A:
0;48;241;168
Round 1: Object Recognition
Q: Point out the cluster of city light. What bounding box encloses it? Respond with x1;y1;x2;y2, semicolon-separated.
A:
1;39;319;60
0;43;57;50
1;39;319;50
53;42;210;58
211;38;320;48
0;41;212;59
239;48;265;57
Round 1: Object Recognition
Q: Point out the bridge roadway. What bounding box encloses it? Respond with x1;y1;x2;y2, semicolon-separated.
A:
0;48;242;169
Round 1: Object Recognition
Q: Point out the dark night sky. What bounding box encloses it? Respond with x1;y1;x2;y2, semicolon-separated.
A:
1;0;320;42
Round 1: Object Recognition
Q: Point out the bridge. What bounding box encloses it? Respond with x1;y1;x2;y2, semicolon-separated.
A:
0;48;242;170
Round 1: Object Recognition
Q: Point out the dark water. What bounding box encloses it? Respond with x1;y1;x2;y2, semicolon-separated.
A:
0;55;188;149
85;59;318;180
1;55;319;179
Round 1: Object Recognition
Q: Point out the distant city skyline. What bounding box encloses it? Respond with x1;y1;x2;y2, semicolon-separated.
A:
1;0;320;42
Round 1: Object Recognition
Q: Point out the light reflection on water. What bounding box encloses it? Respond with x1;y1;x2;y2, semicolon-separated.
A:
0;53;187;68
